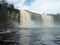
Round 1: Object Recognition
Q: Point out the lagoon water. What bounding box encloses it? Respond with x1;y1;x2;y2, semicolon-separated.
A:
3;28;60;45
19;28;60;45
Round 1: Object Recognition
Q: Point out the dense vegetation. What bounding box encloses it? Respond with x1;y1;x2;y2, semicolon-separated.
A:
0;0;20;28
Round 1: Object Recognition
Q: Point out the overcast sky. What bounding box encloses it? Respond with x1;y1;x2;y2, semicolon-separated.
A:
6;0;60;14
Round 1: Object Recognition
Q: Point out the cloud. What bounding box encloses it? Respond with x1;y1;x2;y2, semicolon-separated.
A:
14;0;30;10
27;0;60;14
6;0;27;10
6;0;20;4
6;0;60;14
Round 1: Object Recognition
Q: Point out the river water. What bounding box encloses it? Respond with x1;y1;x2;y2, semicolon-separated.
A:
19;28;60;45
2;28;60;45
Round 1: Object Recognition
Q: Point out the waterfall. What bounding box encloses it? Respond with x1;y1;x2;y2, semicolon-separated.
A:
19;11;54;28
19;10;36;28
41;14;54;27
20;10;30;27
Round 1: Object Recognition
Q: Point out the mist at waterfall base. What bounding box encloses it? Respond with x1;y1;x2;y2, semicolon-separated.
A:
18;11;60;45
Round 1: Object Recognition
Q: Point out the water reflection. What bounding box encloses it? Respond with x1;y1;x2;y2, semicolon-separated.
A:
1;28;60;45
19;28;60;45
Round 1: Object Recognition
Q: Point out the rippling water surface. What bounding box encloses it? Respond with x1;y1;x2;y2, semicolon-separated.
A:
19;28;60;45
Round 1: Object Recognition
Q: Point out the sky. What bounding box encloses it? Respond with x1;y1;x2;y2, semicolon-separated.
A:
5;0;60;14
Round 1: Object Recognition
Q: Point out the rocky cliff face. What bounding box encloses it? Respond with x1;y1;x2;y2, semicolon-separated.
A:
19;10;60;28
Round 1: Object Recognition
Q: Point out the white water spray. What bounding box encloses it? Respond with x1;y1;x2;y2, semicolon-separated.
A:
19;10;35;28
41;14;54;27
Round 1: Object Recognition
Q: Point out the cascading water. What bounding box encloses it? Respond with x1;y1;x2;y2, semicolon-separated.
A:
20;10;35;28
41;14;54;27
